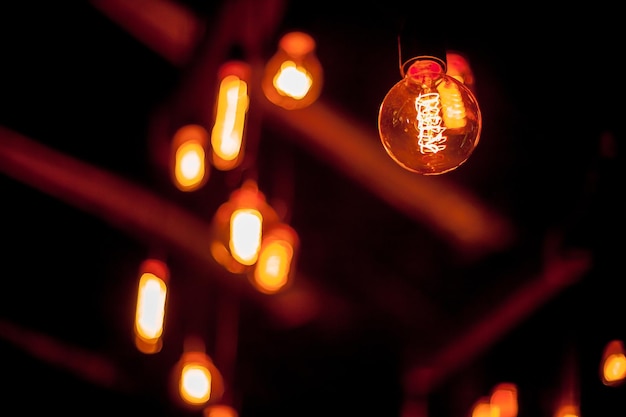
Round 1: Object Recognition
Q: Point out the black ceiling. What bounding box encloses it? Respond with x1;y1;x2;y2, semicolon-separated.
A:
1;1;625;416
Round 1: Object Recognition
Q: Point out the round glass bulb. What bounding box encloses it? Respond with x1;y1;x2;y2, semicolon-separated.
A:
378;57;482;175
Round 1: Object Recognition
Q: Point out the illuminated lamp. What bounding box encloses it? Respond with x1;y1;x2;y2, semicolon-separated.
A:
171;124;210;191
250;222;299;294
378;23;481;175
600;339;626;386
209;180;280;274
210;61;250;171
171;337;224;409
262;31;323;110
133;258;169;354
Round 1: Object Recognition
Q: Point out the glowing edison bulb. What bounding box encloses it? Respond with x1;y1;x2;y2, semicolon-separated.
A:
134;259;169;354
262;31;323;110
172;124;209;191
230;208;263;266
211;61;250;171
378;56;481;175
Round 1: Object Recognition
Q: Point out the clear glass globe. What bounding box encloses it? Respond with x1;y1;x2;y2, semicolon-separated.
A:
378;58;482;175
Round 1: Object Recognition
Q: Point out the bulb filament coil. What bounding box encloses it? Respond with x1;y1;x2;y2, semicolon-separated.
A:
415;92;447;153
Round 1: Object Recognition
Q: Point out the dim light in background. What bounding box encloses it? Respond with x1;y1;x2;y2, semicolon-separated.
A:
262;31;323;110
171;124;209;191
600;339;626;386
204;404;238;417
211;61;250;171
554;404;579;417
445;51;475;90
251;222;299;294
134;258;169;354
490;382;518;417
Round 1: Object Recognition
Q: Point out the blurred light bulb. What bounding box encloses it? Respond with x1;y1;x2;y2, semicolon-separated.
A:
209;180;280;273
171;124;209;191
171;339;224;409
251;222;298;294
378;56;481;175
262;31;323;110
134;259;169;354
230;208;263;266
211;61;250;171
600;339;626;386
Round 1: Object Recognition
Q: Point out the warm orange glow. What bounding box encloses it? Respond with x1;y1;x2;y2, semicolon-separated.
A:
262;31;323;110
255;239;293;293
211;62;249;171
171;340;224;409
601;339;626;385
251;223;298;294
230;208;263;266
180;363;212;405
604;353;626;382
471;398;497;417
134;259;168;354
554;404;579;417
204;404;238;417
172;124;209;191
490;383;518;417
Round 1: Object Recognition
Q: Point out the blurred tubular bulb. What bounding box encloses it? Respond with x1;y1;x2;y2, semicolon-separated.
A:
172;124;209;191
262;31;323;110
600;339;626;386
211;61;250;171
378;56;482;175
171;338;224;409
210;180;280;274
251;222;299;294
134;259;169;354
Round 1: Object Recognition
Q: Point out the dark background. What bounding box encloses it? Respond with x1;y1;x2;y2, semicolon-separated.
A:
1;1;624;416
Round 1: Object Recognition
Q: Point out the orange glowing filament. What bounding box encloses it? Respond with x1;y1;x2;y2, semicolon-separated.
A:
211;75;249;162
415;92;447;153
